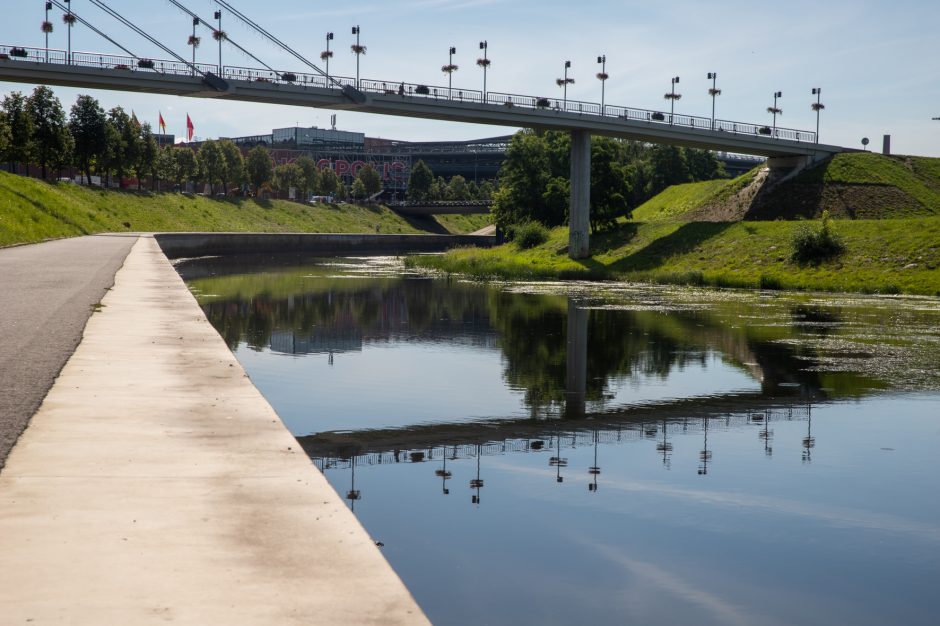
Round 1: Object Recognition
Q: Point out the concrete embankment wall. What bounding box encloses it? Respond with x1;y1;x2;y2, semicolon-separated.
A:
155;232;495;259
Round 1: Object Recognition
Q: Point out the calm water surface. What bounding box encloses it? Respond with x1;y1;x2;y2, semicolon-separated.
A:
180;255;940;626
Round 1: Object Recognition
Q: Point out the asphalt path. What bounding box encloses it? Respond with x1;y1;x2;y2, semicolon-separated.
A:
0;235;137;469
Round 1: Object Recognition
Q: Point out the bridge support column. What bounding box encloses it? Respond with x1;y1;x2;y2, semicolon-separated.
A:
568;130;591;259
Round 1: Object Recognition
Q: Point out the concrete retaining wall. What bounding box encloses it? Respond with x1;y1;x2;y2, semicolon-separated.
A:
155;232;495;259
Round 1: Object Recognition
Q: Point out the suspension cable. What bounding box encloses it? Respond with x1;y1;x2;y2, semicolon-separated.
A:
163;0;275;72
49;0;139;59
87;0;203;74
210;0;333;82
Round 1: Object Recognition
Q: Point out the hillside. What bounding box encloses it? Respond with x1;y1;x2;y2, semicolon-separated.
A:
634;153;940;222
409;152;940;296
0;171;489;247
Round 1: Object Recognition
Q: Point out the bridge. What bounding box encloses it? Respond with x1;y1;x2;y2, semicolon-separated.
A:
0;4;846;258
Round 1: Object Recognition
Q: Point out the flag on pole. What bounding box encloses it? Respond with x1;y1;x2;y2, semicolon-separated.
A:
158;112;166;134
186;114;194;141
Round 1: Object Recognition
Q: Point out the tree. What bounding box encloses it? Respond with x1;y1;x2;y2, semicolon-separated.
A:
648;144;690;195
219;139;244;194
198;140;226;194
590;137;631;231
317;166;339;197
137;123;160;190
69;94;107;185
155;146;176;188
245;145;273;193
274;162;303;197
27;86;71;179
684;148;726;182
1;91;34;172
0;111;11;160
428;176;447;201
491;130;554;228
169;146;198;189
445;175;469;201
356;163;382;196
350;177;367;201
407;159;434;201
106;107;139;185
295;155;318;198
99;120;121;187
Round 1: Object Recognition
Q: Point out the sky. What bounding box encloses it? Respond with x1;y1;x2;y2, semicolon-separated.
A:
2;0;939;156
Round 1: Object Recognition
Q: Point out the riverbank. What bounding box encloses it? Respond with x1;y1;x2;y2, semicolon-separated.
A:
0;235;429;624
0;171;490;247
407;216;940;295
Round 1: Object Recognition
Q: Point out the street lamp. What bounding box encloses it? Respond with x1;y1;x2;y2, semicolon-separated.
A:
596;55;608;114
556;60;574;109
664;75;681;124
321;32;334;84
42;2;53;63
767;90;782;136
477;40;490;102
350;25;365;88
63;0;75;65
442;46;458;100
189;17;200;76
811;88;825;143
213;10;223;73
707;72;721;131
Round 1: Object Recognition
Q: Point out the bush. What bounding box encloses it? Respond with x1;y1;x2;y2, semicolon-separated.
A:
506;221;549;249
790;210;845;264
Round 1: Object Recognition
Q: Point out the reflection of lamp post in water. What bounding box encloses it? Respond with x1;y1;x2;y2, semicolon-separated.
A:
698;416;712;475
802;403;815;463
346;456;361;511
752;412;773;456
588;429;601;492
550;434;568;483
656;420;673;469
435;445;452;494
470;444;484;504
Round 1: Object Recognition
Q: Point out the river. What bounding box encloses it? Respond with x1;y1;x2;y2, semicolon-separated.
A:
179;254;940;626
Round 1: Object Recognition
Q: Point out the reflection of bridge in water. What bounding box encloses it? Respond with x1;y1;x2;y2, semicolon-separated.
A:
303;395;817;470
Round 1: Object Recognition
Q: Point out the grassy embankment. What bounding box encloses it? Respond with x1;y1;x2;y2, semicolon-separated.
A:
0;171;491;247
409;153;940;295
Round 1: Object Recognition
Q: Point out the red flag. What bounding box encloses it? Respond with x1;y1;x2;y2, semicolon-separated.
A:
158;112;166;134
186;114;194;141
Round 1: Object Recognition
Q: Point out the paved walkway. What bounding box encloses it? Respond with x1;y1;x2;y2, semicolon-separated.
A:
0;234;137;469
0;236;428;624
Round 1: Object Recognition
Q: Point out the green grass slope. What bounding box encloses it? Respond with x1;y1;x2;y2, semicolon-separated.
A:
409;216;940;295
0;171;458;247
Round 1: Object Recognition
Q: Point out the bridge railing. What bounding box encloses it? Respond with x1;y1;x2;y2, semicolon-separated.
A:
222;65;356;89
359;78;484;104
2;42;819;144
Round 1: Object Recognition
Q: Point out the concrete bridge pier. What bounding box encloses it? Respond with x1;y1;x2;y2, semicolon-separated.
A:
569;129;591;259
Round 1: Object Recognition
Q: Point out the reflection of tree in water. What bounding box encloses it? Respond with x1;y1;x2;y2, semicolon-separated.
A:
489;291;710;415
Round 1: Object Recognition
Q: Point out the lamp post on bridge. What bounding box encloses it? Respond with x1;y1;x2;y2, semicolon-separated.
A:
664;76;681;124
442;46;458;100
189;17;200;77
42;2;52;63
556;60;574;109
213;10;223;74
350;25;364;88
596;55;608;115
63;0;74;65
767;90;782;137
707;72;721;131
321;32;334;85
811;88;824;143
477;41;490;103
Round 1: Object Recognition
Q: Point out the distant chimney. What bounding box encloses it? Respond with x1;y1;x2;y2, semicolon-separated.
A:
883;135;891;155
